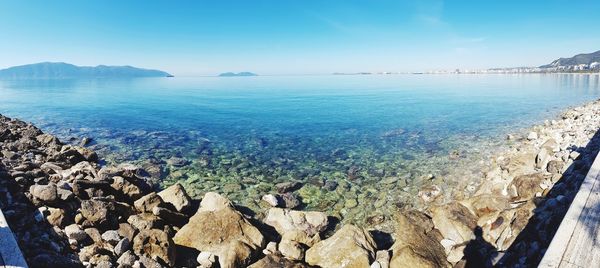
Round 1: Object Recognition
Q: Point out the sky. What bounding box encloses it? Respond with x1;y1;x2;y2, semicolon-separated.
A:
1;0;600;76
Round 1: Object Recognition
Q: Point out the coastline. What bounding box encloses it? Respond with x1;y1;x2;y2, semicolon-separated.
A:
0;98;599;267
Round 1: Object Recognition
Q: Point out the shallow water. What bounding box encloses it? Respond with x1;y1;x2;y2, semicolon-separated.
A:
1;74;600;225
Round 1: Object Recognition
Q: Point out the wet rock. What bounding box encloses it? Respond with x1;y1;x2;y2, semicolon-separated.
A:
263;208;328;237
157;182;192;213
305;224;376;268
167;156;190;167
418;185;442;202
75;146;98;162
322;180;338;191
173;192;265;268
133;229;176;267
280;192;302;209
276;181;302;193
29;184;58;203
134;192;165;213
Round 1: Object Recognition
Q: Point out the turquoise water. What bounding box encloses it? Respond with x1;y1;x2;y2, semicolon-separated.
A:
1;74;600;225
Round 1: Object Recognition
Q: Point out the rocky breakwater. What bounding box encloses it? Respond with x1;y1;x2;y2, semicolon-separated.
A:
1;99;600;268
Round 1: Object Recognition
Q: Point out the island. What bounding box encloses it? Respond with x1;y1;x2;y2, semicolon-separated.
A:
218;72;258;77
0;62;172;79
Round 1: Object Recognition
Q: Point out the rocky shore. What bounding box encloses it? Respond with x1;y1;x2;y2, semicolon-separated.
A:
1;99;599;268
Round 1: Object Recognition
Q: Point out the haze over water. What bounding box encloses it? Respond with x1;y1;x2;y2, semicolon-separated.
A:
1;73;600;225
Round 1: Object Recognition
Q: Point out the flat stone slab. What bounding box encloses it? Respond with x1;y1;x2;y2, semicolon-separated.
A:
540;150;600;267
0;209;28;268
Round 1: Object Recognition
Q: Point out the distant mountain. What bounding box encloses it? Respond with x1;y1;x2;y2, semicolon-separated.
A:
540;50;600;68
0;62;172;79
218;72;258;77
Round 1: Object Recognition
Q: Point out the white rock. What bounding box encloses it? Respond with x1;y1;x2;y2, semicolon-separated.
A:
261;194;279;207
263;242;278;255
197;251;216;268
527;132;538;141
65;224;87;242
102;230;121;245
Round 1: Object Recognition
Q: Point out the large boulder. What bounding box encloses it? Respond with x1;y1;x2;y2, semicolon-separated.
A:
263;208;328;237
305;224;376;268
430;201;477;244
508;173;547;202
389;211;450;268
157;182;192;213
173;192;265;268
461;194;509;217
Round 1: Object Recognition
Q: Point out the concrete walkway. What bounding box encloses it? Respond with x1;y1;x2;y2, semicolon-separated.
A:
0;209;28;268
539;150;600;267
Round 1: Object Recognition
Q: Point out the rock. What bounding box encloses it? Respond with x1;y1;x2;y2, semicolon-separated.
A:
73;179;113;199
547;160;565;174
111;176;144;200
279;239;305;261
127;213;164;231
29;184;58;203
263;208;328;237
133;229;176;267
152;206;188;226
262;194;279;207
462;194;509;217
430;201;477;244
134;192;165;213
157;182;192;213
197;252;217;268
375;250;390;268
390;211;450;267
281;229;321;248
305;225;376;268
174;192;265;268
46;207;68;227
280;192;302;209
167;156;190;167
536;147;553;170
117;250;136;267
276;181;302;193
102;230;122;245
80;199;121;229
65;224;88;242
508;173;547;202
118;223;137;241
527;132;538;140
75;146;98;162
248;253;310;268
504;152;537;176
263;242;278;255
114;237;130;256
418;185;442;202
84;228;103;243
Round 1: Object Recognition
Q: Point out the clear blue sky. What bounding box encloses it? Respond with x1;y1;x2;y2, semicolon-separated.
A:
1;0;599;76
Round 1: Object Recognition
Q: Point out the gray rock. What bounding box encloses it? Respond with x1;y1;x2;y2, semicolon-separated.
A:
114;238;131;256
102;230;122;245
65;224;88;242
29;184;58;202
117;250;136;267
